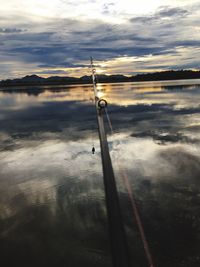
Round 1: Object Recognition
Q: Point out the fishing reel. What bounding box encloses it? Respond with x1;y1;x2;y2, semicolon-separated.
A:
97;99;107;109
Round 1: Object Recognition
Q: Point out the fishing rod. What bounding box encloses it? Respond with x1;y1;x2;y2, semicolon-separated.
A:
90;58;155;267
90;57;131;267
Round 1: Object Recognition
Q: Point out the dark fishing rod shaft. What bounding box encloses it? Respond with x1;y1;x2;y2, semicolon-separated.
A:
90;57;131;267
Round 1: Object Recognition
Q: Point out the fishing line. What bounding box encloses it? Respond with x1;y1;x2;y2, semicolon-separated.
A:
105;107;114;134
104;106;155;267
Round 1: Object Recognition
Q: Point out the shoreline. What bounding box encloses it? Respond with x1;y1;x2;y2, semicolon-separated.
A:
1;77;200;89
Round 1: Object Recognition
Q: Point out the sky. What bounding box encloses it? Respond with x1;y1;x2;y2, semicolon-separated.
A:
0;0;200;79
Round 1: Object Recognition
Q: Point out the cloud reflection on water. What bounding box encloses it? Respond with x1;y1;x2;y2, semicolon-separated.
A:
0;81;200;266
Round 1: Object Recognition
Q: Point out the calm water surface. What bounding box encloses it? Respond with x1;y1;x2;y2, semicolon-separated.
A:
0;80;200;267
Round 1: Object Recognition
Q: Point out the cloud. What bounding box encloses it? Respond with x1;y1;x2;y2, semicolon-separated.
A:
172;40;200;47
156;6;189;18
0;1;200;78
130;6;189;24
38;62;90;68
36;69;69;75
0;28;25;33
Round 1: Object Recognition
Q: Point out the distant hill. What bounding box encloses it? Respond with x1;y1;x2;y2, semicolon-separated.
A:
1;70;200;87
130;70;200;82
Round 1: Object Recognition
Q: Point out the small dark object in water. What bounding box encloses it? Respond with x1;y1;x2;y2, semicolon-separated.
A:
92;147;95;154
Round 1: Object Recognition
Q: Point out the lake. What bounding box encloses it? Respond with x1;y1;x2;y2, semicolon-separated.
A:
0;80;200;267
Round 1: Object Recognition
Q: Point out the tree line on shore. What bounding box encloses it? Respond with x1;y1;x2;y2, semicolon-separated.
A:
1;70;200;87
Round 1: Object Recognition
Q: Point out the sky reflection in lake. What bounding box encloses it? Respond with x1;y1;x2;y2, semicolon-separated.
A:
0;80;200;266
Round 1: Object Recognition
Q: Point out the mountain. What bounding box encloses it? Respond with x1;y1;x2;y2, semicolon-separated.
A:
21;75;45;82
1;70;200;87
130;70;200;82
